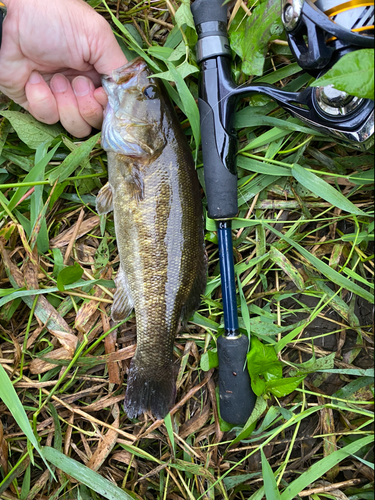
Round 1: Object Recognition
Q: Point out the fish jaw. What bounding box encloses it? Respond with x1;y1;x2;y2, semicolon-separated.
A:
101;58;166;158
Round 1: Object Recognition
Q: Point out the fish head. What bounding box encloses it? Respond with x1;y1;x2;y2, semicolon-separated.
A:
102;58;166;158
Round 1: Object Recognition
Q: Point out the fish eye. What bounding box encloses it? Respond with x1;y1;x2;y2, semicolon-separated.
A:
143;85;158;100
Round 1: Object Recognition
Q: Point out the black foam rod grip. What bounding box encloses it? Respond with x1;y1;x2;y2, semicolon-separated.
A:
198;98;238;219
217;334;256;425
191;0;228;25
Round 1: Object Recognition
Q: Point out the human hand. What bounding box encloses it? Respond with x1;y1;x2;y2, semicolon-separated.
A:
0;0;127;137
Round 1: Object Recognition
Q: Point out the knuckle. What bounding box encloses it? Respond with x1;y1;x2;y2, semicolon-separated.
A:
71;124;92;139
39;115;59;125
79;101;103;125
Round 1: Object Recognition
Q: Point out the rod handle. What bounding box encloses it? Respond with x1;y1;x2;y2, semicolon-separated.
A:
217;334;256;425
198;98;238;219
191;0;228;27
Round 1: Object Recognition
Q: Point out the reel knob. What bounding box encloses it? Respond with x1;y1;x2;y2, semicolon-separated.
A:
282;0;304;31
316;85;364;116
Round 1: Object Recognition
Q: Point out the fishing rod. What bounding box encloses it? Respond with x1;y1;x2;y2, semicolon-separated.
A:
191;0;374;425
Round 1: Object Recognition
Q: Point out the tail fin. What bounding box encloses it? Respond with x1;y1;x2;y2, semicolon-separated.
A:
124;358;176;420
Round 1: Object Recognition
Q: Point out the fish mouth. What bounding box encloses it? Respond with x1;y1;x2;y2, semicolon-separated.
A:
102;57;148;86
101;58;162;157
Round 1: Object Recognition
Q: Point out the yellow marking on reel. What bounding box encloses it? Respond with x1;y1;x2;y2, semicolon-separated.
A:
324;0;373;17
352;24;375;30
323;0;374;41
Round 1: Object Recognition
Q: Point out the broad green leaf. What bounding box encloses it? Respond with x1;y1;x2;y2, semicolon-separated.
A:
289;352;335;376
56;263;84;292
0;111;62;149
238;273;251;335
174;0;197;46
1;150;34;171
153;60;199;81
265;376;305;398
165;25;183;49
292;164;366;215
201;350;219;371
261;449;282;499
42;447;134;500
48;133;100;184
280;435;374;500
343;267;375;289
240;126;290;152
229;0;284;76
222;473;261;490
167;41;186;61
147;46;174;61
175;0;196;31
20;465;31;500
230;396;267;444
247;337;282;396
310;49;374;100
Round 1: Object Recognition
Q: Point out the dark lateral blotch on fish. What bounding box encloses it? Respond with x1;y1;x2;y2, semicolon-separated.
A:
97;58;207;419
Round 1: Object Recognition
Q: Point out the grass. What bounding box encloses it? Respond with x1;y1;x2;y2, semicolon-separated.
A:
0;0;374;499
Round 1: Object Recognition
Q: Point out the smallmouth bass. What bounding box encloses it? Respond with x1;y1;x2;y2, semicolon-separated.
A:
97;58;207;419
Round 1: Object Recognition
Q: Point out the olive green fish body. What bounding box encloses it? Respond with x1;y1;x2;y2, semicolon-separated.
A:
97;59;206;419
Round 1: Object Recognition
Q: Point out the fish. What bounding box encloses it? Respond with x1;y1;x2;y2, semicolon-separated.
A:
96;58;207;420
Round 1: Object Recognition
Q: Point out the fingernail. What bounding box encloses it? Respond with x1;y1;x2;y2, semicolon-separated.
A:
29;72;41;85
73;76;91;97
50;74;68;93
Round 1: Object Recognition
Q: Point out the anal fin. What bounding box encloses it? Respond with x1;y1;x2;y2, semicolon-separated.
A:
112;266;134;321
96;183;113;214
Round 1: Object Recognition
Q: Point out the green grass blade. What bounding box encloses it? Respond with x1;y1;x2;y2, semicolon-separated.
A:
263;223;374;304
165;61;200;153
48;133;100;184
280;435;373;500
261;449;282;499
164;413;176;456
292;163;367;215
7;143;60;213
42;447;134;500
0;364;52;475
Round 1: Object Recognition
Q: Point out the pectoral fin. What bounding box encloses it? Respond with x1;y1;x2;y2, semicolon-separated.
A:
112;266;134;321
96;183;113;214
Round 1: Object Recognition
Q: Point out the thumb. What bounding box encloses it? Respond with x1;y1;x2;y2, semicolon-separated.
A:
90;21;128;77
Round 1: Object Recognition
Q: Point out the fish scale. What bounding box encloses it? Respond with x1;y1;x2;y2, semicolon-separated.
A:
97;58;207;419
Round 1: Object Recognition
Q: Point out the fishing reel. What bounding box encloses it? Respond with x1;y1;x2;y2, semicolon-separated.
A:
281;0;375;148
